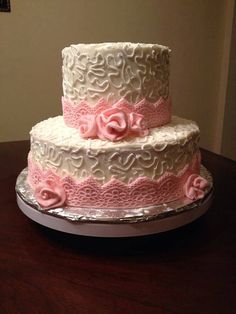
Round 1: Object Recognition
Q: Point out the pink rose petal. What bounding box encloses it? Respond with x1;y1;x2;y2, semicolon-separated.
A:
35;179;66;210
96;108;129;141
78;114;97;138
183;174;209;201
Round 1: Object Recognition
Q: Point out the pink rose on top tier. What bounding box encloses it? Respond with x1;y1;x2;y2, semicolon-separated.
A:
96;107;149;141
184;174;209;200
77;115;97;138
76;104;149;141
34;179;66;209
96;107;130;141
129;112;149;136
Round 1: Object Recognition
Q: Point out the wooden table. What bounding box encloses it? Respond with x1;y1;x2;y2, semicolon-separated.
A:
0;140;235;314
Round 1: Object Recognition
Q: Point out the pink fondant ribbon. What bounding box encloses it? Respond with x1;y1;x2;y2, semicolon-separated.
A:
62;97;171;140
28;153;202;210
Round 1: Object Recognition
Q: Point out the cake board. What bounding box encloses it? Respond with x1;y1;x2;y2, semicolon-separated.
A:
16;191;212;238
16;167;213;238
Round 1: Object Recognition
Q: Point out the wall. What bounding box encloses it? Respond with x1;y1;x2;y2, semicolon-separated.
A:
222;4;236;161
0;0;234;154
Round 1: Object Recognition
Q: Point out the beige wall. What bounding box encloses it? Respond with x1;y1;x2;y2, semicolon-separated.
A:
0;0;234;154
222;4;236;161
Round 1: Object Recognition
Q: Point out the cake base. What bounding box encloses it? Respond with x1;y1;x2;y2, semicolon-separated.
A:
16;191;212;237
16;167;213;237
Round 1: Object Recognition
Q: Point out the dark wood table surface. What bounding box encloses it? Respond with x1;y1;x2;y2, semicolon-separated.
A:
0;140;235;314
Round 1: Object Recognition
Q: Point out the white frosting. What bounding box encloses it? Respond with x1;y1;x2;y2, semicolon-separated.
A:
62;42;170;104
30;116;200;184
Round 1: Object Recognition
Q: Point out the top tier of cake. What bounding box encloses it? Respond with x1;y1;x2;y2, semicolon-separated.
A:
62;42;170;105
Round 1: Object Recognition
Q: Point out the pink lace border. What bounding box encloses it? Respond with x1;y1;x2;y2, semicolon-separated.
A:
62;96;172;130
27;154;201;209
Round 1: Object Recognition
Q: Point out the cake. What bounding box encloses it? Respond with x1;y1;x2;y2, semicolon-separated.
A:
27;42;209;211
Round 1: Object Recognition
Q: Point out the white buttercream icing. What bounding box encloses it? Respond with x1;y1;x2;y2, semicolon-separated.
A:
30;116;200;184
62;42;170;104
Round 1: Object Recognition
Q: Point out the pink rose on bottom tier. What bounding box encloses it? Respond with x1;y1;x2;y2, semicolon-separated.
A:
34;179;66;209
184;174;209;200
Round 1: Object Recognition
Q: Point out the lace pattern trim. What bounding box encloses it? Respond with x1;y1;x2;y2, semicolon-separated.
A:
62;96;171;130
27;153;200;209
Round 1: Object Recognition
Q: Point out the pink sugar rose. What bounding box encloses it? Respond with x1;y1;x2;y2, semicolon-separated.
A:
78;115;97;138
96;108;130;141
35;179;66;209
184;174;209;200
129;112;149;136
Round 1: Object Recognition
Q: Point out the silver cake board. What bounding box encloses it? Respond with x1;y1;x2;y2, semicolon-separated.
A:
16;191;212;238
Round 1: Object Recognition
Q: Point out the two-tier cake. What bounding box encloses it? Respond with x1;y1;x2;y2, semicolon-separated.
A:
26;43;209;212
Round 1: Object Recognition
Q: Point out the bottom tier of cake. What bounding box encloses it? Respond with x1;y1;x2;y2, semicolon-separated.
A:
16;166;213;236
27;115;209;210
